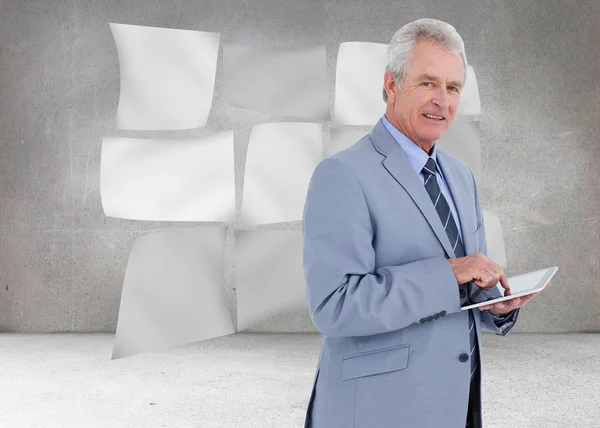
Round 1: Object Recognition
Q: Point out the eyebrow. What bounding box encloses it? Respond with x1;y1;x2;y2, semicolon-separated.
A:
418;73;463;89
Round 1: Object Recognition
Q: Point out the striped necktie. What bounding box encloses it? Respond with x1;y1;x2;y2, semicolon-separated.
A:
422;157;478;382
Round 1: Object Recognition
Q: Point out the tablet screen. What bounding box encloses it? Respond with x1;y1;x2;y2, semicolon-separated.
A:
506;268;552;293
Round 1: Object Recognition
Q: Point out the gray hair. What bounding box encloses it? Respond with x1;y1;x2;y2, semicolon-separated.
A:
383;18;468;102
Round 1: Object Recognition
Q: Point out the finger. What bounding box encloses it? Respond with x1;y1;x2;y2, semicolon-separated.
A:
498;297;520;310
523;293;540;305
487;300;511;313
489;305;511;315
521;292;539;303
480;271;493;290
520;294;532;301
499;274;511;294
493;303;511;312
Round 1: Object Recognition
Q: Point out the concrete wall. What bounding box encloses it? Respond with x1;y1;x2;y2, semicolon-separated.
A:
1;0;599;333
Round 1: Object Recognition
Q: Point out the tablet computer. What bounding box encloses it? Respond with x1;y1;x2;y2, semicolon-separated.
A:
460;266;558;311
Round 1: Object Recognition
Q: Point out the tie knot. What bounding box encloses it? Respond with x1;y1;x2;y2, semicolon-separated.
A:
422;157;437;176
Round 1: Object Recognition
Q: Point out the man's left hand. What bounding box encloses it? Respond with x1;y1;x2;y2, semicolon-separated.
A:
478;281;552;316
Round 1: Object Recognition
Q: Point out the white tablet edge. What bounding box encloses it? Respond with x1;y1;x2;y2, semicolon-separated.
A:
459;266;558;311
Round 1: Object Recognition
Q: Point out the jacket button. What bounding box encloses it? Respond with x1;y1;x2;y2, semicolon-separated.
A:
440;311;446;317
459;289;466;298
420;318;426;324
433;313;440;320
426;316;433;322
459;353;469;362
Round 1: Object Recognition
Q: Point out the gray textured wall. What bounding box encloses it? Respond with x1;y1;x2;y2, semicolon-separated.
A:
1;0;599;333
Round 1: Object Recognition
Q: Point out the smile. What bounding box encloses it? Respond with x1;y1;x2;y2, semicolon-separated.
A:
422;113;445;124
423;113;444;120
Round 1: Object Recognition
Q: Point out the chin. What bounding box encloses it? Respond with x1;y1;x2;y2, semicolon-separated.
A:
418;132;443;144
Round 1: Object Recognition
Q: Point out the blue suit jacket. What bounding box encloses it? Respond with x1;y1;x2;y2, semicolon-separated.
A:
302;118;519;428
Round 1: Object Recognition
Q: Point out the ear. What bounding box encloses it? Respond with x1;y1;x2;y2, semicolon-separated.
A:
383;71;397;103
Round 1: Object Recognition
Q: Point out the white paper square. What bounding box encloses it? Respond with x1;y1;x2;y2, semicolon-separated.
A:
240;122;323;225
112;227;233;359
457;65;481;117
110;23;220;130
329;127;370;155
436;117;482;183
235;230;307;331
223;42;329;120
100;131;235;222
482;210;508;271
333;42;388;125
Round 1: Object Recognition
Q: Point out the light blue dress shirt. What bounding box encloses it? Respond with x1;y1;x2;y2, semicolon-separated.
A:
381;115;507;322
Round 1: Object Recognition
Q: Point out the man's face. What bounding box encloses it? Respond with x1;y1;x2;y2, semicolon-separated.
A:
384;39;464;152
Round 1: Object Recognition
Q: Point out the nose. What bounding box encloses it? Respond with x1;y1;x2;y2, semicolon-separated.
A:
432;86;450;110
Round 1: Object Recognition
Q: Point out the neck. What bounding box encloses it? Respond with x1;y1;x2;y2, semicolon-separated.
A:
384;111;434;155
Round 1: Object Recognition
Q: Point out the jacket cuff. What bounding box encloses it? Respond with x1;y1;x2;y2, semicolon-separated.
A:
491;307;520;336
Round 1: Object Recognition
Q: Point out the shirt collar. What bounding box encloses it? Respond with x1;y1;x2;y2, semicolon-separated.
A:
381;114;440;176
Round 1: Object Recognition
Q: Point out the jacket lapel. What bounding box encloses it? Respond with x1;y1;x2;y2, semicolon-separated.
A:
369;118;476;259
369;119;456;259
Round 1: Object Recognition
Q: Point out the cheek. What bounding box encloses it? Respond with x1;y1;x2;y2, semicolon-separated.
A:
415;95;433;114
450;96;461;111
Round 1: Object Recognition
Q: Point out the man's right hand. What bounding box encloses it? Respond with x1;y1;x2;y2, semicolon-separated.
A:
448;252;510;294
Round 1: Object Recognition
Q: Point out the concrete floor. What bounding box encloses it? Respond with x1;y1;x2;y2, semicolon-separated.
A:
0;333;598;428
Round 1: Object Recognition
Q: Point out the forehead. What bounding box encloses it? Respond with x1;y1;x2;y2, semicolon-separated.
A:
406;39;464;81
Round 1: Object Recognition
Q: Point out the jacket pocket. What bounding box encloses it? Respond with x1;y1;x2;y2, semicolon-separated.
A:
341;343;410;381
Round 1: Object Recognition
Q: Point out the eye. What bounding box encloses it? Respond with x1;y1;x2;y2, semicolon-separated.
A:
448;86;459;92
423;82;432;87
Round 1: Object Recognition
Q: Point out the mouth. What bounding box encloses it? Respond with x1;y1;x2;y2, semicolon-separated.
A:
422;113;445;122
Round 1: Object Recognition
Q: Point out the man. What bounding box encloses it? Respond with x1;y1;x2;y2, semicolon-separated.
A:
302;18;547;428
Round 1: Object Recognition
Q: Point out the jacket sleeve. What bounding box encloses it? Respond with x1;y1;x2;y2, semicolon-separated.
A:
470;172;520;336
302;157;462;338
